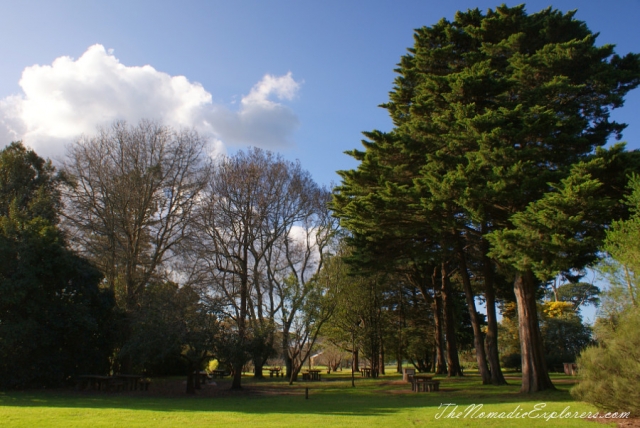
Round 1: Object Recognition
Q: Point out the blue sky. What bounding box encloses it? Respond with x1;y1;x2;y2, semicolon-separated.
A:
1;0;639;188
1;1;636;322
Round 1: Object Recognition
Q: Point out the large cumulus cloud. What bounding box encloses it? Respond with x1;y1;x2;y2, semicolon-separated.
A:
0;44;301;159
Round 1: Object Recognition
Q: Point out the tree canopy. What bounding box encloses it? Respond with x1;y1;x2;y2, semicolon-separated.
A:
0;142;114;389
333;4;640;392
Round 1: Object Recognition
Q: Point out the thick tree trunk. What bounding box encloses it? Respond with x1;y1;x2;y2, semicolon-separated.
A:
285;356;294;380
514;270;555;393
288;363;301;384
231;362;243;390
441;262;463;377
254;361;265;379
455;238;491;384
433;294;447;375
353;349;360;372
480;231;507;385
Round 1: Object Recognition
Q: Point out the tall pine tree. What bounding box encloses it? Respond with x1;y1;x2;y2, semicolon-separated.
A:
334;5;640;392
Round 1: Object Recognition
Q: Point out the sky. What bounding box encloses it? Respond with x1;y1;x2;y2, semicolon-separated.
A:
1;0;640;188
1;1;636;322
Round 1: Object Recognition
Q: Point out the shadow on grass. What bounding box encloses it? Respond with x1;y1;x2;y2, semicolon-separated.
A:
0;373;582;417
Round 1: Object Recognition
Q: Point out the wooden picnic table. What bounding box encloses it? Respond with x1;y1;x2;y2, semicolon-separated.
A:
77;374;148;392
197;371;211;383
210;369;228;379
268;368;281;377
360;367;373;378
411;374;439;392
303;369;322;381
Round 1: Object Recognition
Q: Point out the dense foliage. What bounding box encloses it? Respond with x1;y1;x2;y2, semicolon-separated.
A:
571;307;640;416
573;178;640;415
0;143;114;389
333;4;640;392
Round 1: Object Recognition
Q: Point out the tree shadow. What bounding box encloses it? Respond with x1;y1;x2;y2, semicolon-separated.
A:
0;375;584;417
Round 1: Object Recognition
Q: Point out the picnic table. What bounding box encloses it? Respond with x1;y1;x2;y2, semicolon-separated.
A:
303;369;322;381
210;369;228;379
77;374;148;392
360;367;379;378
268;368;281;377
411;374;440;392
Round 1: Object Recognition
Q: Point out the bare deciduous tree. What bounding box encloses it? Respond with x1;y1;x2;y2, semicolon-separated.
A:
264;189;339;382
189;147;335;389
63;120;210;310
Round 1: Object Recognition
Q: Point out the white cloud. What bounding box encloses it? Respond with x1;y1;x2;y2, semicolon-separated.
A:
242;72;300;106
0;44;301;159
205;72;301;149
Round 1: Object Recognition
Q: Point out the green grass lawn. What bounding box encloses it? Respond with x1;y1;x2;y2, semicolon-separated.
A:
0;371;619;427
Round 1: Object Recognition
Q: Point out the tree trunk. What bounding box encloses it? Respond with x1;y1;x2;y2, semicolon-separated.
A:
285;355;293;380
433;294;447;374
353;349;359;372
485;281;508;385
455;238;490;384
441;262;463;377
288;363;301;384
231;362;243;390
231;263;249;390
254;361;265;379
480;230;507;386
186;361;195;394
514;270;555;393
194;366;201;390
283;327;293;379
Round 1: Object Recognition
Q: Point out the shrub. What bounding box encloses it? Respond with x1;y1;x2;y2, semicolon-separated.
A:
207;360;219;372
571;308;640;416
500;353;522;371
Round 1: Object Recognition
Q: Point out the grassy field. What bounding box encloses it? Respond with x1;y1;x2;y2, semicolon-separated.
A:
0;370;621;427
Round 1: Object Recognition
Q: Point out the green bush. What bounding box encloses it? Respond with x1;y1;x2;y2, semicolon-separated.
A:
571;308;640;416
500;353;521;371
